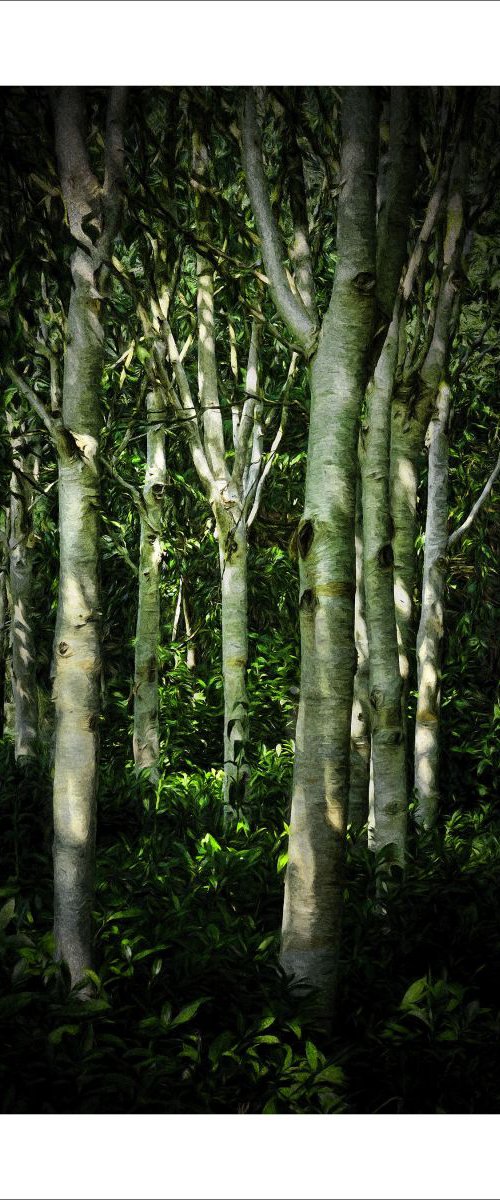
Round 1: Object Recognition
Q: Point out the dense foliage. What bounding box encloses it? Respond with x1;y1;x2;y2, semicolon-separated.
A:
0;83;499;1115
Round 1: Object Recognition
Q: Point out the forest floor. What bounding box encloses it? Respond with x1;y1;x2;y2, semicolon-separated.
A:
1;740;500;1114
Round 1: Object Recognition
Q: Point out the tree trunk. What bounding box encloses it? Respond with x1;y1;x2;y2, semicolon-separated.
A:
52;280;103;984
133;392;166;778
7;417;38;761
51;87;125;985
349;479;370;830
414;383;450;827
217;501;249;816
361;314;407;864
281;89;378;1012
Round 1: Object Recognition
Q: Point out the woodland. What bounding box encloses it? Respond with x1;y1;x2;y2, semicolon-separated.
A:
0;83;499;1117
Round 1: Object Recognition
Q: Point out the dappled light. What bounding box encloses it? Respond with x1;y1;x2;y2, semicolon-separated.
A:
1;80;499;1135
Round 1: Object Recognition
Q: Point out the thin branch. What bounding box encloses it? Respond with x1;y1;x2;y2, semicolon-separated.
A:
245;351;298;527
448;449;500;548
232;320;259;491
161;320;215;500
6;368;72;461
101;456;143;510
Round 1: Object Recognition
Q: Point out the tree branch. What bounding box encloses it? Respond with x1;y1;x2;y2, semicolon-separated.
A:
448;449;500;548
241;89;318;357
232;320;259;491
6;368;72;461
192;126;227;484
286;97;318;324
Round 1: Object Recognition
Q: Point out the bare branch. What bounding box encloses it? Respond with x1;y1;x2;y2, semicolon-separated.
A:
241;89;318;357
448;449;500;548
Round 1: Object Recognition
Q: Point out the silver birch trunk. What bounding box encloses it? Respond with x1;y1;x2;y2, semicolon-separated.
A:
361;313;407;864
7;419;38;760
411;143;468;830
414;383;450;828
349;480;370;829
217;498;249;814
280;89;378;1008
133;392;166;778
51;87;125;985
350;88;415;844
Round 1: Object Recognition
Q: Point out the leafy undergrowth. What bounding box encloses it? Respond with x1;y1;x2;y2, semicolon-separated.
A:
1;742;499;1113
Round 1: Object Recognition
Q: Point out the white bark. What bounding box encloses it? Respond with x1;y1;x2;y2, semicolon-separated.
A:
241;91;317;357
361;312;407;864
51;87;125;985
217;497;249;815
133;392;166;777
448;450;500;549
414;383;450;828
281;89;378;1009
411;143;468;829
349;481;370;830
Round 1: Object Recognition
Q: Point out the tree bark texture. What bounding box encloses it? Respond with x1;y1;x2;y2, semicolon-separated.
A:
281;89;378;1010
361;314;407;864
51;87;125;985
216;494;249;815
413;142;469;828
349;480;370;830
414;383;450;827
133;392;166;778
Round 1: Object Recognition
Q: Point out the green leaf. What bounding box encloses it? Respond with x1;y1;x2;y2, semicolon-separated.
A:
64;998;111;1018
306;1040;318;1071
257;1014;276;1032
0;898;16;931
170;998;210;1027
254;1035;280;1045
315;1064;344;1086
401;977;428;1009
49;1024;79;1045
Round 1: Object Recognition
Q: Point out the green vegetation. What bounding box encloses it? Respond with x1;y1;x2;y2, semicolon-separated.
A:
1;81;499;1123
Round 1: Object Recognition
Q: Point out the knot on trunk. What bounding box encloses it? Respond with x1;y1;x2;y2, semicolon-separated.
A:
353;271;376;294
297;519;314;560
377;543;394;569
299;588;318;613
